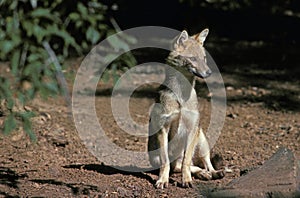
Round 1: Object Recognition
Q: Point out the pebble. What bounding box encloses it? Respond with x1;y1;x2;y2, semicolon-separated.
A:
224;166;233;173
227;113;238;119
226;86;234;91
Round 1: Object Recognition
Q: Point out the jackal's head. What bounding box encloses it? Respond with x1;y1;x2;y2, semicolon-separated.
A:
168;29;211;79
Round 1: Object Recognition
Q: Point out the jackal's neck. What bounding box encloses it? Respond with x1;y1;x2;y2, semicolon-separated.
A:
164;53;196;103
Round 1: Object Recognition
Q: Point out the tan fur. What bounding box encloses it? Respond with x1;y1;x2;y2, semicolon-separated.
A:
148;29;224;189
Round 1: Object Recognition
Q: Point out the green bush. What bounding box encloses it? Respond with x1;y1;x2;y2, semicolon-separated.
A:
0;0;136;140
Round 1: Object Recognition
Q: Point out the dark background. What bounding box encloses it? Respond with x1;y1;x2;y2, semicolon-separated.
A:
110;0;300;43
103;0;300;111
104;0;300;75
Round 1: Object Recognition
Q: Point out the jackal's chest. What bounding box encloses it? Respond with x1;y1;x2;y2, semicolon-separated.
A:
180;106;199;125
157;86;199;131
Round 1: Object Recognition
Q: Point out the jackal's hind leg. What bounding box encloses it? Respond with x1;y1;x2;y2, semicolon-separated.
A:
190;165;213;180
194;128;225;180
201;154;225;180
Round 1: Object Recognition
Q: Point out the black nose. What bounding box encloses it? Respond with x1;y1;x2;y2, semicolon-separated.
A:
190;68;212;78
205;69;212;77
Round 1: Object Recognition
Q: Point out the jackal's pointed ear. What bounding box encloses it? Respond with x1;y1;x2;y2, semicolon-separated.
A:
194;28;209;44
176;30;189;46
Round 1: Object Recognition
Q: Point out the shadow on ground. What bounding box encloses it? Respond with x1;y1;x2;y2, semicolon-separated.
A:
29;178;99;196
0;167;27;197
63;164;156;184
206;41;300;110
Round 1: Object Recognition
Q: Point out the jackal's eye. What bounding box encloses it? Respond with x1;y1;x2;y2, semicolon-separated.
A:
189;57;197;62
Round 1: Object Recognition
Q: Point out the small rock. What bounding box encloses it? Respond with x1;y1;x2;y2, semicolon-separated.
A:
224;166;233;173
33;182;40;188
24;105;33;111
207;92;213;97
241;122;252;128
208;147;299;197
174;181;178;187
11;130;25;142
279;125;292;131
40;112;51;120
227;113;238;119
239;166;257;176
226;86;234;91
160;193;168;198
117;187;129;197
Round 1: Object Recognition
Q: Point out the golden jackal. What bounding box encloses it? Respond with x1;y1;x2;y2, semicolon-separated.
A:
148;29;224;189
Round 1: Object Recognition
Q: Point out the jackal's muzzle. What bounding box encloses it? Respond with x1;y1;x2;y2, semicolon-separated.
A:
189;66;212;79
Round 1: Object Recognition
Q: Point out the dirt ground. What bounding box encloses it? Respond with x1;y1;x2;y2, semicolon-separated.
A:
0;54;300;197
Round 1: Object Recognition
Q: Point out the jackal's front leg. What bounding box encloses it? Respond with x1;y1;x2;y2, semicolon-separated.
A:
156;127;170;189
182;129;199;188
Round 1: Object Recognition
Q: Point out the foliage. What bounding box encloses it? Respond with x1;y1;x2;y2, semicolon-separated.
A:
0;0;136;140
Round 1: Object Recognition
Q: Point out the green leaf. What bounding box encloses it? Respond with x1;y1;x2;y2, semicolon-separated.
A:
22;20;34;36
32;25;45;43
99;24;108;30
6;17;14;33
27;53;41;63
123;33;138;44
3;114;17;135
1;79;11;98
9;1;18;10
6;98;14;110
122;54;137;67
23;61;40;76
0;29;5;40
44;24;81;53
0;40;15;55
78;3;88;17
45;82;59;94
30;8;61;23
75;20;83;28
11;49;20;76
30;0;37;8
103;54;118;64
69;12;80;21
30;8;51;18
11;33;21;46
19;111;35;119
18;92;26;105
81;41;88;50
92;14;104;21
88;1;105;9
111;63;119;84
23;116;36;141
107;35;130;52
101;70;110;83
86;26;100;45
3;12;19;36
25;87;36;100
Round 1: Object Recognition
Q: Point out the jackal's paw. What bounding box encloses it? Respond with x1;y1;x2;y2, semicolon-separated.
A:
182;173;193;188
155;179;169;189
194;169;212;181
212;170;225;180
182;180;194;188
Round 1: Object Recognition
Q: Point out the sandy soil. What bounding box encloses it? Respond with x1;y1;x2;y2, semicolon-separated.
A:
0;58;299;197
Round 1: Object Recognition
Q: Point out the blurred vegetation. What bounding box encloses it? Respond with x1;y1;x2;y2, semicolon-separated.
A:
0;0;136;140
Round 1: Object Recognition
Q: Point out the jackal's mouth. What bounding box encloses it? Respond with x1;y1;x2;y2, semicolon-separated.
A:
189;67;212;78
